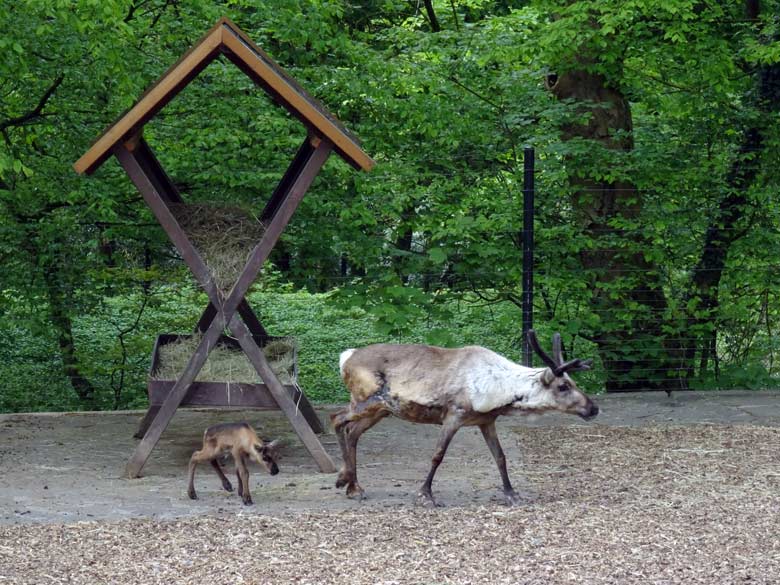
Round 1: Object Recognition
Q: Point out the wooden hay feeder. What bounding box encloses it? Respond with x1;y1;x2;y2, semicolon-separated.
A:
147;334;301;409
74;17;374;478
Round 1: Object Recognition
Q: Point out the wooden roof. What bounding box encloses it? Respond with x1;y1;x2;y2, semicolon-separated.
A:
74;17;374;175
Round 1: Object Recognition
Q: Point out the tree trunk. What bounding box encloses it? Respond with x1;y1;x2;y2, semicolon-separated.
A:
422;0;441;32
41;260;96;402
684;0;780;378
547;69;684;392
393;204;416;284
684;129;760;376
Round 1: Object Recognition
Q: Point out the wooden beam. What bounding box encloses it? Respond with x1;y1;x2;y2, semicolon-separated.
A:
74;27;223;175
117;139;336;476
229;315;335;472
195;299;268;337
221;28;375;172
289;382;325;434
131;138;184;203
126;309;227;478
260;136;316;222
113;145;222;302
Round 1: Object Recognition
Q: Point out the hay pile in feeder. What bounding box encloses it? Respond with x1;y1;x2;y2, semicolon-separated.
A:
152;336;296;385
169;202;266;291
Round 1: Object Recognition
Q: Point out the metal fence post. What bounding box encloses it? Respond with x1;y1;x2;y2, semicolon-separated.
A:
522;147;535;367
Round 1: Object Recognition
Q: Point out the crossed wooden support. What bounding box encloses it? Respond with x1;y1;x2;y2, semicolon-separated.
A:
115;133;336;478
74;17;374;478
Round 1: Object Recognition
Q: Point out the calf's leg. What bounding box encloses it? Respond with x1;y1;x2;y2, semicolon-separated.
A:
187;449;213;500
210;459;233;492
235;451;252;505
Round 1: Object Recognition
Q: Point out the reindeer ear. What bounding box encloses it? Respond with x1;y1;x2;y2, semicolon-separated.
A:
541;368;557;386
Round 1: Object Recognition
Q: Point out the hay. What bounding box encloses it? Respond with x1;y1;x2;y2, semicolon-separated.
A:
152;335;296;385
169;202;266;291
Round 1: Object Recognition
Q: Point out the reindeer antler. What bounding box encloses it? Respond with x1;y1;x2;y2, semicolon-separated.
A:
527;329;557;370
554;358;593;376
527;330;593;377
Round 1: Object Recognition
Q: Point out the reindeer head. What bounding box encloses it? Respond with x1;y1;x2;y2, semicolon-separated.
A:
527;330;599;420
253;439;281;475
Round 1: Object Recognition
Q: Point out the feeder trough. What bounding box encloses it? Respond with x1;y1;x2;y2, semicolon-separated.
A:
147;334;301;409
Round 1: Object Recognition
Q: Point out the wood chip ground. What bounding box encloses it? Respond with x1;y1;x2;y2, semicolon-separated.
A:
1;424;778;584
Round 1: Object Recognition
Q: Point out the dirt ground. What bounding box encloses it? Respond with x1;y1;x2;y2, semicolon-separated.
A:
1;391;779;584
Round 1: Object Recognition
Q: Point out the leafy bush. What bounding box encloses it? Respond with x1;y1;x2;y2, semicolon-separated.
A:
2;283;614;412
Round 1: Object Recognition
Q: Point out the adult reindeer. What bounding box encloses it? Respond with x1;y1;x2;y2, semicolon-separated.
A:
331;330;598;506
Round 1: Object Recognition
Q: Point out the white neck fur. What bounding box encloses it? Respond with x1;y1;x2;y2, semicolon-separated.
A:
464;350;549;413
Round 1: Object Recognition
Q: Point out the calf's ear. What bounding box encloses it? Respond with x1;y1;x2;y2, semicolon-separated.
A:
264;439;281;451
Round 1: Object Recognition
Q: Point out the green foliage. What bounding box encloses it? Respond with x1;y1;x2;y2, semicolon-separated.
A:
1;287;583;411
2;0;780;411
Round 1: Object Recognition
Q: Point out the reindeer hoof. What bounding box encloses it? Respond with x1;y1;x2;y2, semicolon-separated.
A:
187;490;198;500
415;491;441;508
222;481;233;492
346;484;366;500
335;468;354;489
243;497;253;506
504;490;525;507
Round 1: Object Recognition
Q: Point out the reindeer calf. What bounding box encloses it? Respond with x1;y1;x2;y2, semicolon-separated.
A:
187;422;279;505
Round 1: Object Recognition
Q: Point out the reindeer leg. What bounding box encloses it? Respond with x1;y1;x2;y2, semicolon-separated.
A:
417;415;462;508
187;450;210;500
479;421;524;506
235;451;252;505
331;408;351;487
341;410;387;500
334;430;350;489
210;459;233;492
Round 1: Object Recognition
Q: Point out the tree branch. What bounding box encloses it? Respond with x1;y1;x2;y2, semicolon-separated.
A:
422;0;441;32
0;74;64;132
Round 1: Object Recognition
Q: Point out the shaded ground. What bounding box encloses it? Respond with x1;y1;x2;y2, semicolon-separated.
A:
1;391;779;583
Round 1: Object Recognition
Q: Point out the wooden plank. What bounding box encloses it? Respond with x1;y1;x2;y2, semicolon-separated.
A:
228;316;335;472
126;314;226;478
237;300;269;337
227;139;333;302
115;144;230;478
194;302;218;334
221;29;375;172
197;300;269;337
290;381;325;434
132;138;184;203
217;139;335;470
148;380;281;408
133;405;160;439
74;27;223;175
114;145;223;301
260;136;315;222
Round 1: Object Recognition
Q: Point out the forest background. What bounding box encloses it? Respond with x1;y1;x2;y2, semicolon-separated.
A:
1;0;779;412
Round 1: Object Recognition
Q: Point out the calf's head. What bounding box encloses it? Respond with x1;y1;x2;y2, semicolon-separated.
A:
528;330;599;420
253;439;281;475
